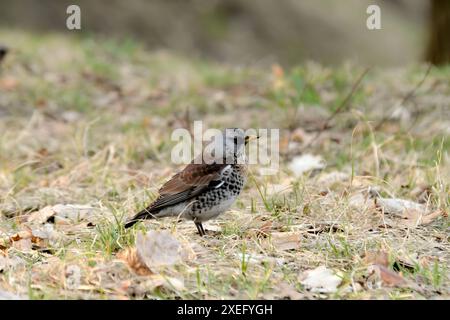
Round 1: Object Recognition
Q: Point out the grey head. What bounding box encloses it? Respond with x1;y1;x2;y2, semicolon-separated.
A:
202;128;257;164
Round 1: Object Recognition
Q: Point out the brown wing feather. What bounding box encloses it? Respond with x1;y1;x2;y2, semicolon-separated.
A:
147;163;228;211
159;163;226;194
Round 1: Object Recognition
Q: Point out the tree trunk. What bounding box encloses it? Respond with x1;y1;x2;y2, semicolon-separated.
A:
426;0;450;65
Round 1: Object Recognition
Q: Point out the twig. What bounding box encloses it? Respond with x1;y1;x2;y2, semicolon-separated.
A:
301;67;371;151
374;64;432;131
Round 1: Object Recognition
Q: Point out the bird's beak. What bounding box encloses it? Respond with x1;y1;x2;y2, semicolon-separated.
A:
245;135;259;144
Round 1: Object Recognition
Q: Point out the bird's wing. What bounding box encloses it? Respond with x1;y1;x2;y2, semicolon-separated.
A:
147;163;230;211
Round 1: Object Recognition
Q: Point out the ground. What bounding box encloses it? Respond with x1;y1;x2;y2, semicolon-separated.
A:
0;31;448;300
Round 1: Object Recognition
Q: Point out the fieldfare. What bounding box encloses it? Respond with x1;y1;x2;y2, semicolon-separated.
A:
125;128;258;236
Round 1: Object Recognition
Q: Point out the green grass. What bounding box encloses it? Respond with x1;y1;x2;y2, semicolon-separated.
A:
0;30;448;300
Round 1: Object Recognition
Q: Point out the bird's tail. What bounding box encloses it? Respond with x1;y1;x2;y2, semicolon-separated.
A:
124;207;156;228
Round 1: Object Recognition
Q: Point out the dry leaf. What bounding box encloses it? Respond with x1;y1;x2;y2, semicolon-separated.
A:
117;247;153;276
348;193;373;210
299;266;342;293
255;220;273;237
65;265;81;289
363;250;389;267
269;231;302;251
399;209;445;227
27;206;55;224
136;230;192;269
0;290;26;300
410;184;432;203
375;197;426;216
2;228;51;252
8;230;33;252
0;255;8;272
141;274;185;291
27;204;95;225
12;238;33;252
264;282;304;300
288;154;326;176
420;209;446;225
0;77;19;90
368;264;407;287
375;197;444;227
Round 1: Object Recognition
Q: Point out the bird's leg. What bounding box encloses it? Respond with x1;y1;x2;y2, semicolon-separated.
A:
199;223;206;236
195;222;205;237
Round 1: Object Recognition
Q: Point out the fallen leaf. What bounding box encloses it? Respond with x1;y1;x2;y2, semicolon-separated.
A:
375;197;445;227
136;230;192;270
367;264;407;287
10;230;33;242
305;223;344;235
27;204;94;225
410;184;432;203
117;247;153;276
299;266;342;293
201;223;222;232
363;250;389;267
27;206;55;224
288;154;326;177
269;231;302;251
264;282;304;300
398;208;444;227
141;274;185;291
420;209;447;225
0;255;8;272
0;77;19;90
12;238;33;252
65;265;81;289
31;223;60;242
375;197;426;216
257;220;273;237
0;290;26;300
1;228;51;252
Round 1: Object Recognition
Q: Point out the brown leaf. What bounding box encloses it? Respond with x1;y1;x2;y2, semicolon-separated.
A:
299;266;343;293
10;230;32;242
250;220;273;238
305;223;344;235
264;282;304;300
135;230;194;269
27;206;55;224
363;250;389;267
117;247;153;276
421;209;447;225
0;77;19;90
400;209;446;227
269;232;302;251
12;238;33;252
3;228;52;252
368;264;407;287
375;197;426;217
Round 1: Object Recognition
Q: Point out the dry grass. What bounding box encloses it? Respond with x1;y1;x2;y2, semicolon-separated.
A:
0;30;448;300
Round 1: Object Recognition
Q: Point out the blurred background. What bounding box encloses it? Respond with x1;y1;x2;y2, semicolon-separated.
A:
0;0;449;67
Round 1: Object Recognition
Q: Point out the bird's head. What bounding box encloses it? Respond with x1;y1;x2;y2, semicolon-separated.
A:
222;128;259;164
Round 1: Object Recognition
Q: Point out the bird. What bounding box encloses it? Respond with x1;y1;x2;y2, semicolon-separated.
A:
124;128;258;236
